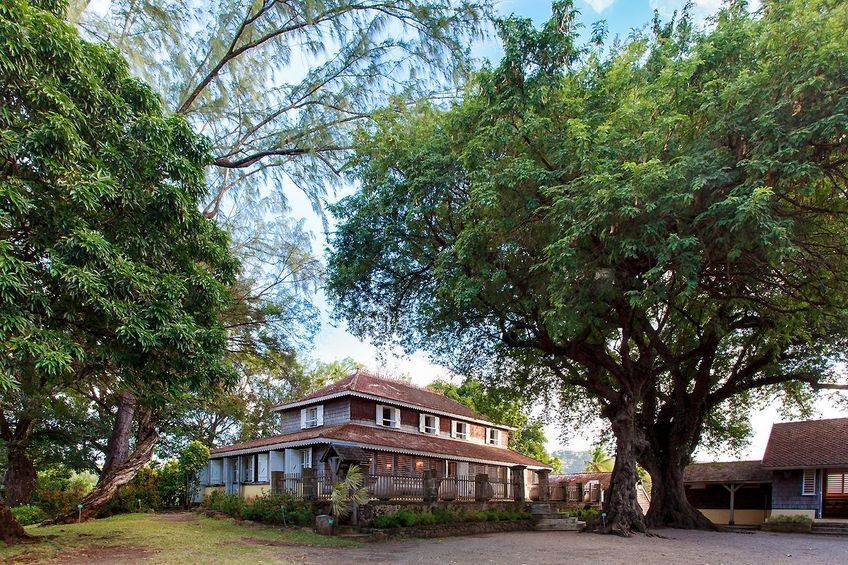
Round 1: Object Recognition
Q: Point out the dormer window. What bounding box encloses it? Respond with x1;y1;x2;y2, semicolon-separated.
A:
376;404;400;428
486;428;501;446
451;420;469;440
419;414;439;435
300;405;323;429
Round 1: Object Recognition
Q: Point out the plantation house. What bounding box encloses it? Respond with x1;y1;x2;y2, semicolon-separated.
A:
199;371;552;502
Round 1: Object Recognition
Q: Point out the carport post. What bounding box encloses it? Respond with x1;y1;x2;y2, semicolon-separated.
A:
722;483;742;525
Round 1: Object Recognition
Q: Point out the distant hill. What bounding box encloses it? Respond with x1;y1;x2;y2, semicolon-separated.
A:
551;449;592;474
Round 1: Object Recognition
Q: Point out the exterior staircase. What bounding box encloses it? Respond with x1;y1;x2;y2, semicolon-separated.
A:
811;521;848;536
529;503;584;532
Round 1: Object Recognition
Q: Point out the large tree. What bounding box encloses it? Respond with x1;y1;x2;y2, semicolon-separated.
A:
0;0;238;530
72;0;489;222
327;0;848;534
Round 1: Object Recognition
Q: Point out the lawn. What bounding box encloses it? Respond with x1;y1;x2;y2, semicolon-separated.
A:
0;512;359;564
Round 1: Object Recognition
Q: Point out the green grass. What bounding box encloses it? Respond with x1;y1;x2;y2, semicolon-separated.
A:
0;512;359;564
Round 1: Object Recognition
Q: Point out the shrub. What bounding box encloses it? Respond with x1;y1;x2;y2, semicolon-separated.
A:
768;515;813;525
11;504;46;526
32;468;96;519
203;491;314;527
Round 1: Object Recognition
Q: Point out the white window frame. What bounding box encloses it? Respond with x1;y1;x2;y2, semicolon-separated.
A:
376;404;400;428
486;427;501;446
300;448;312;470
802;469;816;496
210;459;223;484
419;414;440;435
300;405;323;429
257;452;269;483
451;420;469;440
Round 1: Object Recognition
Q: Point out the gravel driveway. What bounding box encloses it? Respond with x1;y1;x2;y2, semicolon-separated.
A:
278;530;848;565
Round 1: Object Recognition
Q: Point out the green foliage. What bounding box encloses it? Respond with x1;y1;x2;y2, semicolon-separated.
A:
330;464;370;520
327;0;848;523
371;508;531;528
10;504;45;526
202;491;315;527
31;468;96;519
584;446;614;473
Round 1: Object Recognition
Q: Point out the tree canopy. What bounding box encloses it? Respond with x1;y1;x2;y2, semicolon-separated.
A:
0;0;238;527
327;0;848;533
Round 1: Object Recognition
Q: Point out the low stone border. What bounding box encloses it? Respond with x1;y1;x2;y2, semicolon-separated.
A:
762;522;812;533
367;519;535;541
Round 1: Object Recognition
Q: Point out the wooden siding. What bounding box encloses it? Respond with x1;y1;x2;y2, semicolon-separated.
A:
280;398;350;433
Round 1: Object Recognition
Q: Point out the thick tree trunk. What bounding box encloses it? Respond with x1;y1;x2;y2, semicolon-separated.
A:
603;405;647;536
0;499;32;544
641;443;716;530
4;443;36;507
46;408;159;524
100;390;136;479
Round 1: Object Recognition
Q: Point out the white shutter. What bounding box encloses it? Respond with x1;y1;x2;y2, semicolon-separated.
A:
433;416;440;435
393;408;401;428
451;420;457;438
316;405;324;426
300;408;307;429
419;414;426;432
258;453;269;482
802;469;816;495
247;455;256;482
376;404;382;425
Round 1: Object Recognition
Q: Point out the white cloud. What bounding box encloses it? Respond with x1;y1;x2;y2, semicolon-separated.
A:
583;0;616;14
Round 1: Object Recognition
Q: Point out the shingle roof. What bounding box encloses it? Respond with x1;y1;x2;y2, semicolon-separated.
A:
210;422;551;468
683;460;772;484
277;370;489;423
762;418;848;469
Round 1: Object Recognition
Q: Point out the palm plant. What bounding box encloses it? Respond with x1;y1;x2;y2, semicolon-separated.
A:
330;465;370;526
584;446;614;473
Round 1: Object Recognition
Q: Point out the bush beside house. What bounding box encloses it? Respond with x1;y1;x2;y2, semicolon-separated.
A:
202;491;316;526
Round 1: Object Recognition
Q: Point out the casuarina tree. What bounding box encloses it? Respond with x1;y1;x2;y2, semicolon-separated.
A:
0;0;238;532
326;0;848;534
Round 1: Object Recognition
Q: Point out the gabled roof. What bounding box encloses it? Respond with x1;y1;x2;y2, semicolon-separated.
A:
209;422;551;469
274;370;504;427
762;417;848;469
684;460;772;484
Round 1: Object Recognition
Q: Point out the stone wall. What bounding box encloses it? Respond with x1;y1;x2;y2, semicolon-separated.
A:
356;500;569;525
369;519;534;540
771;470;820;517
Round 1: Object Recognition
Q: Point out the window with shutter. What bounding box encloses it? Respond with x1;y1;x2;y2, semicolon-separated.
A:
486;428;500;446
827;471;848;495
376;404;399;427
420;414;438;434
301;406;321;428
802;469;816;495
452;420;468;440
375;452;394;475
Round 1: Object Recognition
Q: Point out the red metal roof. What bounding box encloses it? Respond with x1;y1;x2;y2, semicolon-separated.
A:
762;418;848;469
210;422;550;468
279;370;489;422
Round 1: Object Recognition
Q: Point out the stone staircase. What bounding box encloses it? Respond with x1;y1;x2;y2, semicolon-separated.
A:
529;503;584;532
811;522;848;536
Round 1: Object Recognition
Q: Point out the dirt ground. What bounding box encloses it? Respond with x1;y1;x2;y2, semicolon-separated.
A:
276;529;848;565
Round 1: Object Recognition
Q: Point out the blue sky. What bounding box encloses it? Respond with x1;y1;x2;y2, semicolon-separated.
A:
289;0;838;458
